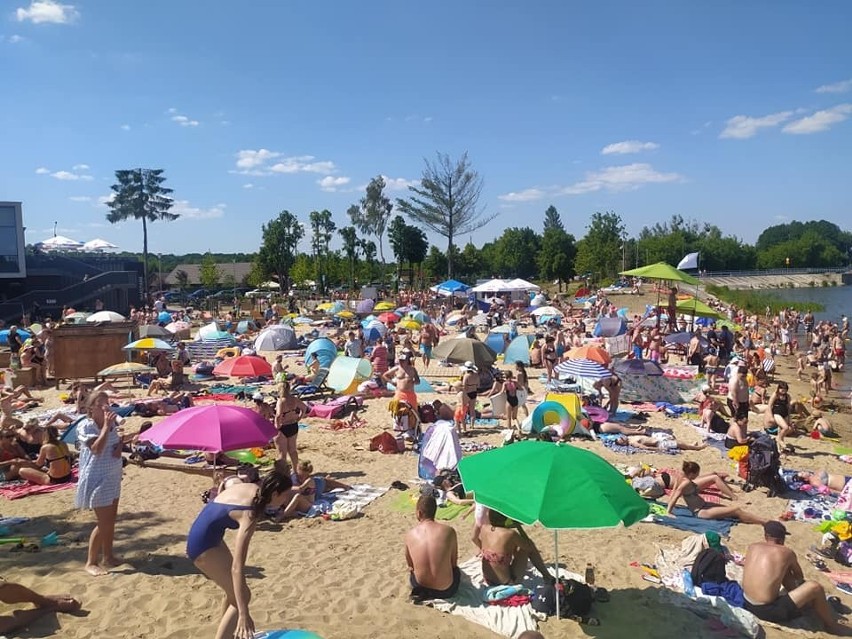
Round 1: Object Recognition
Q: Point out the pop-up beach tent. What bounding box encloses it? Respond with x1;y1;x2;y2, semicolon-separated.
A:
326;356;372;395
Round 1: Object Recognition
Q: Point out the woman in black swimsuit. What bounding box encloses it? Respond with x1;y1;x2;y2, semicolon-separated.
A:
18;426;73;485
274;381;308;471
764;381;794;448
543;336;557;382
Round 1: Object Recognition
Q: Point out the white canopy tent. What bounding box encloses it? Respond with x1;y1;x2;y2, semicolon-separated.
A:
504;278;540;291
82;238;118;251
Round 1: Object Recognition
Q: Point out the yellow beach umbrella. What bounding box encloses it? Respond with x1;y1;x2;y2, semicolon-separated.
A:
98;362;157;377
374;301;395;311
316;302;335;311
398;318;422;331
335;310;356;320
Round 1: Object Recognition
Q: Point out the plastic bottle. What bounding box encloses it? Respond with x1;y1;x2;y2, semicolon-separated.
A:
682;569;695;597
584;563;595;587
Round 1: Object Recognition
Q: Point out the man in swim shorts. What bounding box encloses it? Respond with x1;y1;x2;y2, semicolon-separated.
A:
404;495;460;602
743;521;851;634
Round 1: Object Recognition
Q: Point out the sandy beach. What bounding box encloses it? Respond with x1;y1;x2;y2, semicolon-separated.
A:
2;292;850;639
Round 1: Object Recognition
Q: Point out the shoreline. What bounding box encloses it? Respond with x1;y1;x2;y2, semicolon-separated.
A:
700;272;846;290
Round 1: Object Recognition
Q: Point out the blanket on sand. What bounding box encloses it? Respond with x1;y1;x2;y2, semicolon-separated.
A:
0;469;78;500
300;484;387;518
418;556;550;638
643;503;735;536
390;490;469;521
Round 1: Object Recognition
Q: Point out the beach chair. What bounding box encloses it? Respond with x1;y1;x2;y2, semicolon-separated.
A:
292;368;331;398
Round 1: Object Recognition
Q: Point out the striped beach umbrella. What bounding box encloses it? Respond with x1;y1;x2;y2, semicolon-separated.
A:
554;358;612;380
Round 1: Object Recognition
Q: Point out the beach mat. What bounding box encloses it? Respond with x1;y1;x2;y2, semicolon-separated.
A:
390;490;469;521
0;470;78;500
645;504;735;536
836;446;852;456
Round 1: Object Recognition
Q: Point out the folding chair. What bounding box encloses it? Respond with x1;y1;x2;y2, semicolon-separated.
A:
292;368;331;398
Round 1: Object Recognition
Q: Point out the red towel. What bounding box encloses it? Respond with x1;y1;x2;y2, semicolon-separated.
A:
0;470;78;500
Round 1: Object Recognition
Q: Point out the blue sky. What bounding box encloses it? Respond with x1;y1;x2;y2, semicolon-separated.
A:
1;1;850;256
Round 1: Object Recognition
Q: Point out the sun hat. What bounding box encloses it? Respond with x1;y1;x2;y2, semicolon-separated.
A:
461;361;478;372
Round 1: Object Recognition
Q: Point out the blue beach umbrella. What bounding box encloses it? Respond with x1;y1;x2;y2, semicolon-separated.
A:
158;311;173;324
553;358;612;380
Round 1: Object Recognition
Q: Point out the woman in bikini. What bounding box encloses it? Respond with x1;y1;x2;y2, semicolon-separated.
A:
383;349;420;408
514;362;530;418
542;336;557;382
18;426;73;485
474;508;554;586
275;459;351;521
460;362;480;431
274;381;308;471
764;381;795;449
667;461;766;525
503;371;519;432
186;468;293;639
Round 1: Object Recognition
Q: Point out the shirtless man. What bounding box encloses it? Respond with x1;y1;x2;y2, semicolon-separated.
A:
404;495;460;602
743;521;851;634
419;324;438;369
383;349;420;408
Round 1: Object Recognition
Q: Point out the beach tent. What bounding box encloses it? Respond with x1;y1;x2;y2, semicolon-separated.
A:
593;316;627;337
470;278;511;293
503;335;533;365
304;337;338;369
530;293;547;307
434;279;470;295
254;327;297;351
504;278;540;291
418;420;462;480
198;322;223;340
0;329;31;345
485;331;509;355
326;356;372;394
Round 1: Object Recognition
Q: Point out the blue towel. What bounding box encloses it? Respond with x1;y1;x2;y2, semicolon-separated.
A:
610;410;638;422
652;506;735;536
700;581;745;607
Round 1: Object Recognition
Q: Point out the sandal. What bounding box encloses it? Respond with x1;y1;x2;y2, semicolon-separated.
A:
810;545;835;560
390;481;409;491
806;553;829;571
828;596;852;615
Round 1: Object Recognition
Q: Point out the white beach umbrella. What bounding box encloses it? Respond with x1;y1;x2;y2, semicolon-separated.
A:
38;235;83;250
82;238;119;251
531;306;563;317
86;311;126;323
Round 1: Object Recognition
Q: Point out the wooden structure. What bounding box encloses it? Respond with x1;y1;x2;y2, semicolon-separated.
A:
52;321;136;388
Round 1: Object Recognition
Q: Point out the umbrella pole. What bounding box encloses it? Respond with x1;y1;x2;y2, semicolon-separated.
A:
554;530;560;619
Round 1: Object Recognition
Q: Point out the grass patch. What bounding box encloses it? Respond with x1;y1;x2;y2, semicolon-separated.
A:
706;284;824;314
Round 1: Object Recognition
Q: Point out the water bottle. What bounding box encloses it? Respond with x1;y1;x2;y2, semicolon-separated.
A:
584;563;595;587
682;569;695;597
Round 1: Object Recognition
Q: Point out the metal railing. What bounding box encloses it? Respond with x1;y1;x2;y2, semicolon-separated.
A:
699;267;849;278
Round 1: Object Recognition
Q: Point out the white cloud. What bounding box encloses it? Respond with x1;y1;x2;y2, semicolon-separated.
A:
317;176;351;192
72;163;89;171
120;124;131;131
270;157;335;175
498;188;546;202
601;140;660;155
167;107;178;114
34;167;50;174
232;149;337;177
97;193;115;207
815;79;852;94
235;149;280;170
242;183;254;189
68;195;91;202
172;200;225;221
50;169;93;181
16;1;79;24
381;176;419;191
171;114;199;127
1;34;25;43
781;103;852;134
558;163;683;195
719;111;793;139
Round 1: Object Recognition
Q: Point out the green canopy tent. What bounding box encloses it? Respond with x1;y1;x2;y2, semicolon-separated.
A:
458;441;649;618
621;262;701;330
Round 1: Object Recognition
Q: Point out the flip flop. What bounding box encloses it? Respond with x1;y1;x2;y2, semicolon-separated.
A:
837;583;852;596
810;545;835;560
806;553;829;571
828;596;852;615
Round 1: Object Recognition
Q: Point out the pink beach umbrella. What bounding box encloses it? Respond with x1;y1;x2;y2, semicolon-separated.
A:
140;405;277;453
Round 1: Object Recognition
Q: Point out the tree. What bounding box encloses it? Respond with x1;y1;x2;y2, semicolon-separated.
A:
359;239;377;283
423;245;447;280
175;269;189;290
348;175;394;271
543;205;564;232
388;215;407;285
396;152;495;278
309;209;336;293
106;168;177;299
290;253;316;288
537;228;576;290
199;252;220;289
339;226;359;290
256;211;304;291
573;211;625;283
388;215;430;286
489;227;542;278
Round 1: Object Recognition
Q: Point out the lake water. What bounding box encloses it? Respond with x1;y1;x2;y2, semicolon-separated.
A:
774;284;851;323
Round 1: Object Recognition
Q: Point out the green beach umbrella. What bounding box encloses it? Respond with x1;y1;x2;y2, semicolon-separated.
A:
620;261;699;286
459;441;648;618
675;297;724;320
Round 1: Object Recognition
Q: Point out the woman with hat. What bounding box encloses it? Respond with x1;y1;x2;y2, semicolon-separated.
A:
383;348;420;408
461;361;480;430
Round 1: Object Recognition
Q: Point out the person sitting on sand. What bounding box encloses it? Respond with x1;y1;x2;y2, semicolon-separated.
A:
743;521;852;634
405;494;460;601
0;386;42;431
275;460;351;521
0;578;81;635
0;429;37;481
15;418;45;458
474;508;555;586
18;426;73;486
667;461;766;525
186;467;293;639
615;432;707;452
725;415;751;449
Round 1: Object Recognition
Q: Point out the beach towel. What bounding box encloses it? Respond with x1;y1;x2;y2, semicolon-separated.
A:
0;470;78;500
598;433;679;455
390;490;469;521
645;504;735;536
300;484;388;518
420;556;544;638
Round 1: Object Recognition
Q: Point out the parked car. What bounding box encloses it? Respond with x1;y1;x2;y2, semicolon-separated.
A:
187;288;212;301
208;288;250;300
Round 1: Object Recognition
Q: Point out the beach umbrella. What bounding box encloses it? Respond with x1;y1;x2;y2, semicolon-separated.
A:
398;318;422;331
432;337;497;370
86;311;126;323
377;312;400;324
356;299;375;314
29;323;43;335
82;238;118;251
165;321;191;334
140;405;277;453
553;358;612;380
531;306;563;317
38;235;83;250
292;316;313;325
675;298;724;320
63;312;90;324
395;306;412;315
364;319;387;337
663;332;709;347
0;329;31;345
304;337;338;369
408;310;431;324
325;302;345;315
213;355;272;378
98;362;157;377
435;279;470;295
374;301;395;311
157;311;173;324
123;338;175;352
612;358;664;376
620;262;699;286
458;441;649;617
236;320;257;334
316;302;335;311
489;324;512;334
567;345;611;366
138;325;173;339
335;310;356;320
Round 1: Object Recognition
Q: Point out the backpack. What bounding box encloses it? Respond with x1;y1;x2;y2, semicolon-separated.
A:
691;548;727;586
369;431;401;454
744;433;785;497
531;578;593;618
418;403;437;424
